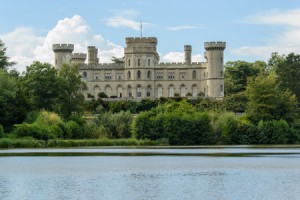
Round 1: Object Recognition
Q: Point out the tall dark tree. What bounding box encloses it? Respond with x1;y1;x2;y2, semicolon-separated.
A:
275;53;300;103
0;39;16;70
57;64;85;118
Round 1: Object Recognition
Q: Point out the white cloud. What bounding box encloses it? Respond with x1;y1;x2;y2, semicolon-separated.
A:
167;25;198;31
244;8;300;27
161;52;205;63
1;15;124;72
104;16;141;31
232;8;300;60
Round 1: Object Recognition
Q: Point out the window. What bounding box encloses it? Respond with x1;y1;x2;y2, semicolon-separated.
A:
147;71;151;79
192;71;196;79
220;71;223;77
220;84;223;92
104;73;112;80
204;72;205;77
128;59;130;67
180;71;186;79
55;59;57;65
127;86;132;97
180;85;186;97
83;72;87;82
116;73;123;80
221;57;223;63
169;85;174;97
147;86;151;97
137;86;142;98
137;70;141;79
94;73;100;80
127;71;131;79
168;71;175;79
148;59;150;67
117;86;123;98
156;71;163;79
138;58;140;67
192;85;197;97
157;86;162;98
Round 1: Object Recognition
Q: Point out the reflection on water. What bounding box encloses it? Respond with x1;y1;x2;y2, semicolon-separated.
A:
0;148;300;200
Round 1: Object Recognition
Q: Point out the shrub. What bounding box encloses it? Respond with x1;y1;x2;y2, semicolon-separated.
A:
0;124;4;137
213;112;238;144
257;120;290;144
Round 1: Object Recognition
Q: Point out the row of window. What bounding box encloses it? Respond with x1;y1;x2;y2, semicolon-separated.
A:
83;70;224;81
91;84;223;98
128;58;151;67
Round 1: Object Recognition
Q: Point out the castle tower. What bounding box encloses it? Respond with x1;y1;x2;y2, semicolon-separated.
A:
204;41;226;99
124;37;159;98
184;45;192;65
52;44;74;70
88;46;99;65
71;53;87;65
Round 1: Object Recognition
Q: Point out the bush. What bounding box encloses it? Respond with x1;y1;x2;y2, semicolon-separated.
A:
257;120;290;144
213;112;238;144
0;124;4;137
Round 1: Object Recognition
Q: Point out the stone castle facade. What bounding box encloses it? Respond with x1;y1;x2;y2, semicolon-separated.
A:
53;37;226;100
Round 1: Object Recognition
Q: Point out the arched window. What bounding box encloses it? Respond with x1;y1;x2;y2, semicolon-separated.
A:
138;58;140;66
169;85;174;97
128;59;130;67
192;70;196;79
147;71;151;79
157;85;163;98
192;85;198;97
148;59;150;67
117;85;123;98
137;70;141;79
180;85;186;97
147;85;151;97
105;85;112;97
137;86;142;98
220;71;223;77
220;84;223;92
127;85;132;97
127;71;131;79
93;85;100;97
83;72;87;82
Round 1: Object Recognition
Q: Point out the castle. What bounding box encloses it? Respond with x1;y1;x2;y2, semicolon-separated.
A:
53;37;226;100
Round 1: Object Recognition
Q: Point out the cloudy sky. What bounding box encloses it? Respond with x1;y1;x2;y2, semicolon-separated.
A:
1;0;300;72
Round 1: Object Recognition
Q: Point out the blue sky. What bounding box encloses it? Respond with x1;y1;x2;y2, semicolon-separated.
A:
1;0;300;71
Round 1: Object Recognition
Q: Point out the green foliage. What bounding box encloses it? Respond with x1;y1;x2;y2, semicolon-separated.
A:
0;124;4;137
0;39;16;70
257;120;291;144
14;111;64;140
246;74;298;123
57;64;85;118
0;138;45;148
22;61;60;111
213;112;238;144
96;111;132;138
275;53;300;103
223;91;247;113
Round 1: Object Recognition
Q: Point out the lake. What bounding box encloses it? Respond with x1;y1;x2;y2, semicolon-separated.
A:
0;146;300;200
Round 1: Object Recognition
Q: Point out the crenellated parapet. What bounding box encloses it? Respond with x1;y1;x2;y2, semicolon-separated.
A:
126;37;157;44
204;42;226;51
52;44;74;52
72;53;87;60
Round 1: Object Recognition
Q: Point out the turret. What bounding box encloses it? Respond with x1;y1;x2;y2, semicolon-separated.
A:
184;45;192;65
71;53;87;65
52;44;74;70
204;41;226;98
88;46;99;65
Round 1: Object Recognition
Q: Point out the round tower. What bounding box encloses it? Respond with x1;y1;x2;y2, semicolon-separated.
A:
52;44;74;70
71;53;87;65
184;45;192;65
204;41;226;99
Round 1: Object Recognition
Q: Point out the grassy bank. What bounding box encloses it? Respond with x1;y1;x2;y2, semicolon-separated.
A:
0;138;168;149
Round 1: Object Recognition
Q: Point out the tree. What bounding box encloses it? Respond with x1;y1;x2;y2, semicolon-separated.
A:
111;56;125;64
22;61;60;111
57;64;85;118
275;53;300;103
0;39;16;70
246;74;298;123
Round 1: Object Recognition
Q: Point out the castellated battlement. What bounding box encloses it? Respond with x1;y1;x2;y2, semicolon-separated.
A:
159;62;205;66
52;44;74;52
72;53;87;60
204;42;226;50
184;45;192;51
126;37;157;44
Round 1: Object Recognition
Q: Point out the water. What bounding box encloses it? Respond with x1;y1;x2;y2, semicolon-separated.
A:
0;147;300;200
